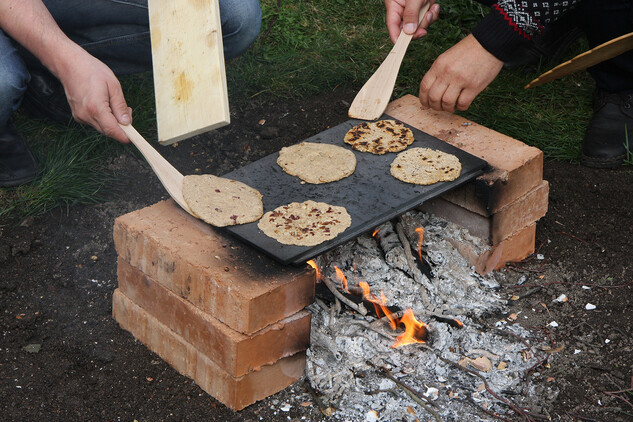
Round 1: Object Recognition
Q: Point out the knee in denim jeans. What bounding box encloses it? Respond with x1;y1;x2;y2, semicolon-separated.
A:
0;66;29;126
220;0;262;59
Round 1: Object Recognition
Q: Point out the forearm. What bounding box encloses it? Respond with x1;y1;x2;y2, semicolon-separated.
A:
0;0;82;78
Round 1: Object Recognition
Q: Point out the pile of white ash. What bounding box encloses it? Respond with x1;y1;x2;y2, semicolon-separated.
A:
305;210;558;421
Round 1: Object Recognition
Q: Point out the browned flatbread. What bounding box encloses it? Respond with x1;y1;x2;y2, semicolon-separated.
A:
257;200;352;246
344;120;414;154
390;147;462;185
277;142;356;184
182;174;263;227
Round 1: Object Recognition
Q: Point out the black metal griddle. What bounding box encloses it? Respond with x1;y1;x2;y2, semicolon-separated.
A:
222;114;488;265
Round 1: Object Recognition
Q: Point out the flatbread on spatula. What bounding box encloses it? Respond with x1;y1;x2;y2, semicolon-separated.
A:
344;119;414;154
182;174;263;227
257;200;352;246
390;147;462;185
277;142;356;184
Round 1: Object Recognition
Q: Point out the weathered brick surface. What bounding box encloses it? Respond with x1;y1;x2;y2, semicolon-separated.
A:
112;289;306;411
113;199;315;335
386;95;544;214
117;259;311;377
446;223;537;274
420;181;549;245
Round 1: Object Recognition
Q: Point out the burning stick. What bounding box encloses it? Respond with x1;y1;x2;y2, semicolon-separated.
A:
307;260;368;316
395;222;436;301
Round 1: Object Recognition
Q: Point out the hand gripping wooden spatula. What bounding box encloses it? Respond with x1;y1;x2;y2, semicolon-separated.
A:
119;123;195;216
348;3;431;120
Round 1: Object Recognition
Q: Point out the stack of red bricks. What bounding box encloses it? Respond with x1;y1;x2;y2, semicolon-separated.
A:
386;95;548;273
112;201;315;410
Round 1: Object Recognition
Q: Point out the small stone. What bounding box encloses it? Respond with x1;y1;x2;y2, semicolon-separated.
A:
585;303;597;310
365;410;379;422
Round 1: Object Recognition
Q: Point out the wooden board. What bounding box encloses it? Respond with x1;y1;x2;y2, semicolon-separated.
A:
148;0;229;145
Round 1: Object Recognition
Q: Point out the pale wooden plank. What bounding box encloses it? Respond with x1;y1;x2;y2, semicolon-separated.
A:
148;0;229;145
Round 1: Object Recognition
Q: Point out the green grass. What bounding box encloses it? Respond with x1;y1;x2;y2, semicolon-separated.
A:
1;0;595;218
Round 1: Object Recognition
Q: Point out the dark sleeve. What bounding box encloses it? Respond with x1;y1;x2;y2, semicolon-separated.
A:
471;0;582;62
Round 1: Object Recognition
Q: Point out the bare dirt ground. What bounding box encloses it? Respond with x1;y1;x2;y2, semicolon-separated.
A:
1;87;632;421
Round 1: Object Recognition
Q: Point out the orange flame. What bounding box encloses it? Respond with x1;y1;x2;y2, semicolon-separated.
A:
309;260;428;347
307;260;321;281
453;318;464;328
393;309;428;348
359;282;401;332
334;266;350;293
415;227;425;262
372;228;380;237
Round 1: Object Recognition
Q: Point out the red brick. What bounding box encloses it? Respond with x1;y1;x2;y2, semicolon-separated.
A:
386;95;544;214
419;180;549;245
112;289;306;411
117;258;311;377
447;223;536;274
113;199;315;335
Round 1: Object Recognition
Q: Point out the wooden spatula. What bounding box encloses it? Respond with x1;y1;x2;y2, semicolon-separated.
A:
525;31;633;89
119;123;195;216
348;4;430;120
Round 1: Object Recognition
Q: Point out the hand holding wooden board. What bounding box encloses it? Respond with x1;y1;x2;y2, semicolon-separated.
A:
148;0;229;145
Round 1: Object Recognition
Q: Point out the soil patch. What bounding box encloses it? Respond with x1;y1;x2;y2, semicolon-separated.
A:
1;87;632;421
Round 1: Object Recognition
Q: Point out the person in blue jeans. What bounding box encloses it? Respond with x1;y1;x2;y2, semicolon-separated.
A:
0;0;261;187
387;0;633;168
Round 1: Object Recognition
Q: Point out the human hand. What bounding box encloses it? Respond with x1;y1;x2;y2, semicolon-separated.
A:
385;0;440;44
419;34;504;113
57;50;132;144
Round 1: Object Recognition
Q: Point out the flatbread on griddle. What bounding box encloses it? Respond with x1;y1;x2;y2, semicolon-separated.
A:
182;174;263;227
277;142;356;184
344;119;414;154
390;147;462;185
257;200;352;246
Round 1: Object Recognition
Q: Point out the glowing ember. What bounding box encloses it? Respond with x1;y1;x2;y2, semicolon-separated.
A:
415;227;425;262
393;309;428;348
372;228;380;237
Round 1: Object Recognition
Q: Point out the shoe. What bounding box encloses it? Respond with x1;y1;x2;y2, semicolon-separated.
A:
0;123;39;187
21;68;73;125
503;19;583;69
580;89;633;168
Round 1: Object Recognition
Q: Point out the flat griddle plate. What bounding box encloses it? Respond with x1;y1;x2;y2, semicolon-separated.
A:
222;114;487;265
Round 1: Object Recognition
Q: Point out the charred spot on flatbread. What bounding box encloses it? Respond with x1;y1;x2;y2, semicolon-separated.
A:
344;120;414;155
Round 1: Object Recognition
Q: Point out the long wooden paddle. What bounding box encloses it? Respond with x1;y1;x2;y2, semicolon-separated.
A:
525;31;633;89
119;123;195;216
348;4;431;120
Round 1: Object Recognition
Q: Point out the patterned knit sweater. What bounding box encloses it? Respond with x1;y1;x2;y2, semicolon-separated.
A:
472;0;582;61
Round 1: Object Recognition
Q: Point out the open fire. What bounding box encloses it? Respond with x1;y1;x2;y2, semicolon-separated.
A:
303;210;558;421
308;259;429;347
